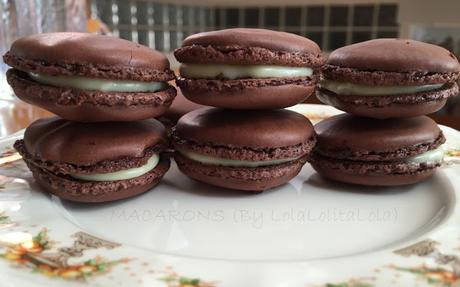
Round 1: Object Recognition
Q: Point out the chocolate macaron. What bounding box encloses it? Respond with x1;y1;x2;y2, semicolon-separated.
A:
310;114;445;186
172;108;316;191
174;28;325;109
4;32;176;122
318;39;460;118
14;117;170;202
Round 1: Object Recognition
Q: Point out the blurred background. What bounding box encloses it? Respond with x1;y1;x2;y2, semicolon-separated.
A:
0;0;460;136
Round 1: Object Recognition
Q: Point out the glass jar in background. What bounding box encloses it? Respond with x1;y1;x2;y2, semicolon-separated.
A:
0;0;87;99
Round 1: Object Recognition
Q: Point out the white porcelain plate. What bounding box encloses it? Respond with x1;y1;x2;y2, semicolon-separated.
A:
0;104;459;287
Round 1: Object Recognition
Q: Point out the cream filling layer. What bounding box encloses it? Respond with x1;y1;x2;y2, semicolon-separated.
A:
178;148;301;167
28;72;166;92
406;147;444;164
180;64;313;80
70;154;159;182
321;80;444;96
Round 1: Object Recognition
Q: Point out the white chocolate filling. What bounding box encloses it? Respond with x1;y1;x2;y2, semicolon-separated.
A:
321;80;443;96
177;148;301;167
28;72;166;92
179;64;313;80
406;147;444;164
70;154;159;182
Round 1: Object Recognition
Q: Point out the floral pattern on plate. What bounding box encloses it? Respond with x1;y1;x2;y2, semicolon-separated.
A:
158;267;217;287
0;211;216;285
319;278;375;287
392;239;460;286
0;223;129;281
324;238;460;287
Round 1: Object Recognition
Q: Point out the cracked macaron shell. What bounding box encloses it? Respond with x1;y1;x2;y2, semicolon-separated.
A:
14;117;171;203
21;117;169;167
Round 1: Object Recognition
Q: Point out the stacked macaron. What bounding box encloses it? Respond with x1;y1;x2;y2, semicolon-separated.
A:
175;28;324;109
14;118;170;202
312;39;460;186
3;32;175;202
4;33;176;122
172;109;316;191
172;28;325;191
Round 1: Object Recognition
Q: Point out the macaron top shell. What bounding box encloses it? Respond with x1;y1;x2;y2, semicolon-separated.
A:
24;117;168;165
315;114;444;160
175;108;314;149
327;38;460;74
4;32;175;81
175;28;325;67
182;28;320;53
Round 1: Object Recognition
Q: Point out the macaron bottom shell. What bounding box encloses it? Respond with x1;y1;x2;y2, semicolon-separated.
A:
310;154;439;186
26;155;170;203
177;77;316;109
316;83;457;119
7;69;177;122
175;153;308;192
